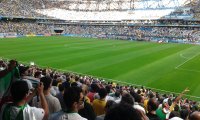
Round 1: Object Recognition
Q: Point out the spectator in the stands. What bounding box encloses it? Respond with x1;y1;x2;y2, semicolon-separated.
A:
78;92;96;120
32;76;61;116
56;84;66;110
92;88;107;116
168;105;181;119
96;100;116;120
120;93;134;106
104;103;143;120
180;109;189;120
147;98;160;120
0;81;49;120
131;91;146;114
49;86;87;120
189;111;200;120
87;83;99;103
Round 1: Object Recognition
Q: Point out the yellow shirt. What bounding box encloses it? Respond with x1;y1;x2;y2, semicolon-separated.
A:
85;96;90;104
144;99;149;112
92;99;106;116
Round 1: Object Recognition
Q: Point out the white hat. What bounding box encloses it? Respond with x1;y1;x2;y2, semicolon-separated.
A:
169;117;183;120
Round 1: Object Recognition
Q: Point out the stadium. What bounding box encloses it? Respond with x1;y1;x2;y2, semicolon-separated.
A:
0;0;200;120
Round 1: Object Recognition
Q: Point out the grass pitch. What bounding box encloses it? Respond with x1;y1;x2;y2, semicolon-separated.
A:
1;36;200;99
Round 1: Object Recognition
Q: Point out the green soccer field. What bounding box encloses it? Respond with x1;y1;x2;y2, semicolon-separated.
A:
1;36;200;99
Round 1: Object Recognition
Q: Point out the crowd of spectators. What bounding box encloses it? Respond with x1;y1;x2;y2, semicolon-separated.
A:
0;20;52;35
1;20;200;43
0;0;48;18
62;25;200;43
0;59;200;120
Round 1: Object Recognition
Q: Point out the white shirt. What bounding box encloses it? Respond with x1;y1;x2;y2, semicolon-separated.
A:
133;102;146;114
0;104;44;120
32;94;61;115
49;111;87;120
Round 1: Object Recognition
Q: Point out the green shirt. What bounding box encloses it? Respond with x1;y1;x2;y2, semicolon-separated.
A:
156;108;166;120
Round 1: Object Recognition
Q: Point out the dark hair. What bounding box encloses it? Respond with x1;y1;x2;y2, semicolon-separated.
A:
52;80;58;86
90;84;99;92
120;93;134;106
71;82;78;87
64;87;82;111
62;81;70;89
58;84;65;92
40;76;52;90
174;104;180;112
11;81;29;102
147;98;158;112
149;93;155;99
168;98;172;106
104;103;142;120
137;89;141;95
180;109;189;119
34;71;41;78
105;100;116;111
105;85;111;94
131;92;142;103
169;111;180;119
98;88;107;99
75;76;79;81
18;66;29;76
115;90;120;98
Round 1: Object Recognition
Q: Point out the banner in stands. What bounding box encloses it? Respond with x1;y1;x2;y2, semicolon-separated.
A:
44;34;51;36
36;34;44;36
17;35;25;38
0;33;4;38
62;34;80;37
0;32;17;38
26;34;36;37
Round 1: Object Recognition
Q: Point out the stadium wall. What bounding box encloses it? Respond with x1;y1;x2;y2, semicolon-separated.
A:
0;33;52;38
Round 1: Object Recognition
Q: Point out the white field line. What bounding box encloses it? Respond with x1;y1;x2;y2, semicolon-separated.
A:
175;52;200;69
180;54;188;59
2;57;200;100
176;68;200;73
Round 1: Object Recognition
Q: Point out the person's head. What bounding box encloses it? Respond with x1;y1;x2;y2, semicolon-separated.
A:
189;111;200;120
180;109;189;120
81;84;89;96
40;76;52;91
174;104;180;112
147;98;158;112
71;82;78;87
64;87;84;112
114;90;120;98
104;103;142;120
11;81;30;103
120;93;134;106
105;100;116;113
105;85;111;94
98;88;107;99
62;81;70;89
131;92;142;103
58;84;65;92
169;111;180;119
52;80;58;87
18;66;29;76
34;71;42;78
90;83;99;93
162;99;169;109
